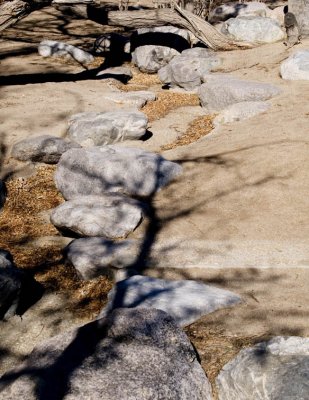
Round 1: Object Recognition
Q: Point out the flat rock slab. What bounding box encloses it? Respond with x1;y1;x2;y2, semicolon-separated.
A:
50;194;144;239
100;275;242;327
0;308;212;400
213;101;270;126
216;336;309;400
159;48;221;90
65;238;140;280
38;40;94;65
11;135;80;164
222;16;285;44
67;111;148;147
280;50;309;80
55;146;182;199
102;91;156;109
199;74;281;111
96;66;133;83
132;45;180;73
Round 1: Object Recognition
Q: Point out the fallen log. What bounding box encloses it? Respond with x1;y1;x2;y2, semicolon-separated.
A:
0;0;252;51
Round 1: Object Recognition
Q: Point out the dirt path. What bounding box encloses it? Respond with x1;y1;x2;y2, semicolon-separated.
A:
0;5;308;392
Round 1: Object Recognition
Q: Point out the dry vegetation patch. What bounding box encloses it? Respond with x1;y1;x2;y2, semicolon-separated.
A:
0;165;112;319
185;323;266;399
161;114;214;150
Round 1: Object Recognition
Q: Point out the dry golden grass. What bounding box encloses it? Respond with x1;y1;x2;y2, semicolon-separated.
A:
142;91;200;122
185;323;266;399
0;165;112;319
161;115;214;151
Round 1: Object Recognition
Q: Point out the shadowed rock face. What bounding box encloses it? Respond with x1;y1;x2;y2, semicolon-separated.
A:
0;308;213;400
55;146;182;199
216;336;309;400
99;275;242;327
11;135;80;164
0;250;43;320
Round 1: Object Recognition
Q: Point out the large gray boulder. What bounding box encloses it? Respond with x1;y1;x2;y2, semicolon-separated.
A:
50;194;144;239
65;238;140;279
216;336;309;400
38;40;94;65
67;111;148;147
199;74;281;111
132;45;180;73
213;101;270;126
0;308;213;400
100;275;242;327
158;48;221;90
221;16;285;44
55;146;182;199
280;50;309;80
11;135;80;164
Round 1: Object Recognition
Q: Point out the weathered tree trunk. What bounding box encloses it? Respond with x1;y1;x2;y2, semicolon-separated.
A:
289;0;309;37
0;0;252;50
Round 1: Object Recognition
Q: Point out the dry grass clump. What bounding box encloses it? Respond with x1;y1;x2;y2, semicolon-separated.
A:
142;91;200;122
123;69;162;91
0;165;112;319
185;323;266;399
161;114;214;151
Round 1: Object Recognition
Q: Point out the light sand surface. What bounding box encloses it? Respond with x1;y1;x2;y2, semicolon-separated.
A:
0;5;308;378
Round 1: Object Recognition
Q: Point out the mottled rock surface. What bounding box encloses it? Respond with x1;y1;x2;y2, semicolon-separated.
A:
11;135;80;164
280;50;309;80
0;308;213;400
100;275;242;327
50;195;144;239
199;74;281;111
221;16;285;44
65;238;140;279
209;1;270;24
38;40;94;64
96;66;133;83
67;111;148;147
216;336;309;400
132;45;180;73
55;146;182;199
158;48;221;90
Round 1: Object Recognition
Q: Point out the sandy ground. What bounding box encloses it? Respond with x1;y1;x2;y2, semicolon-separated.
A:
0;3;308;389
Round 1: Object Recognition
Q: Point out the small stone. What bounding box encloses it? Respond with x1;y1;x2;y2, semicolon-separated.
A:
102;91;156;109
100;275;242;327
50;194;144;239
38;40;94;65
67;111;148;147
11;135;81;164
